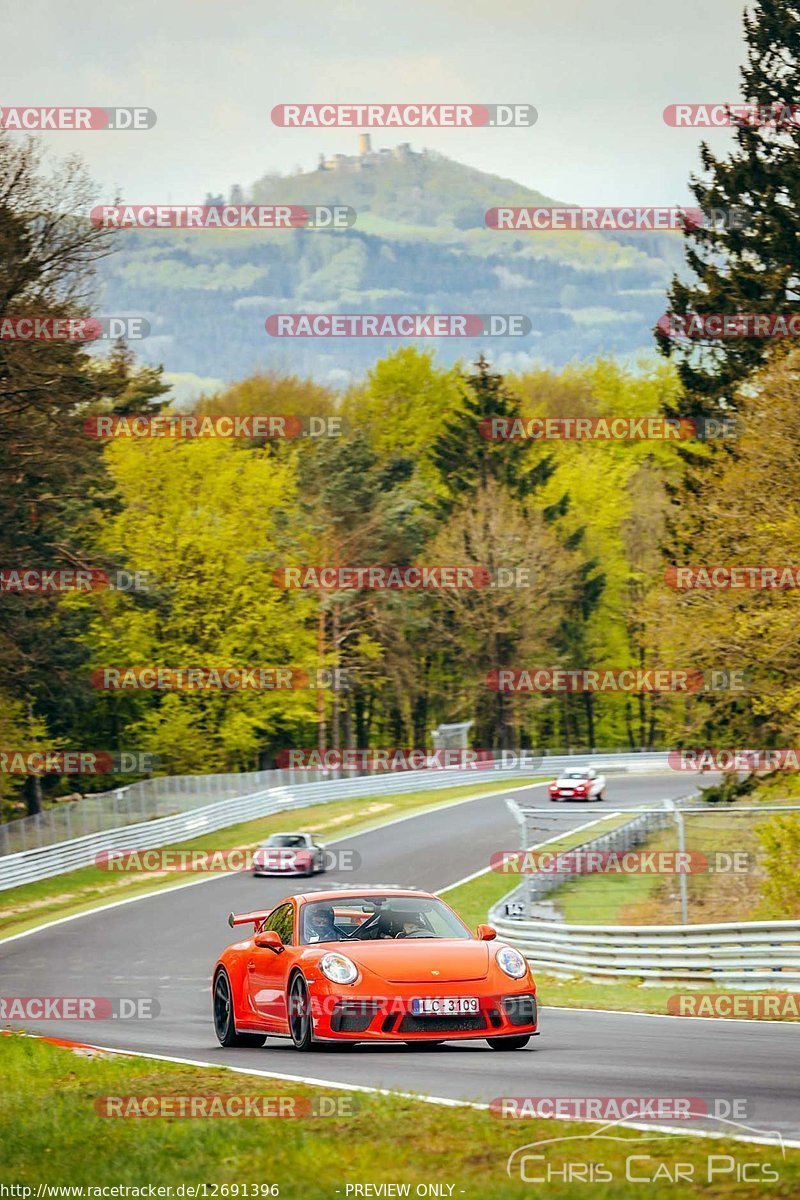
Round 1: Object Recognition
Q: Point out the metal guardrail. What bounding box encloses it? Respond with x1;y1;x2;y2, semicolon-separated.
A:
0;763;532;891
0;749;671;856
489;804;800;985
489;912;800;986
0;751;672;891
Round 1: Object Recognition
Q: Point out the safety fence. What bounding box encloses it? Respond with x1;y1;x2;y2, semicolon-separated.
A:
490;800;800;985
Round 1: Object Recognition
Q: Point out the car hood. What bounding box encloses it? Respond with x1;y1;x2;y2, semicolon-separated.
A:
335;939;492;983
556;776;589;786
256;846;306;858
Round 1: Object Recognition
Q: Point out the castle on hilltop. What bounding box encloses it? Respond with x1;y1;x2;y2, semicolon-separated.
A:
203;139;424;205
317;135;423;172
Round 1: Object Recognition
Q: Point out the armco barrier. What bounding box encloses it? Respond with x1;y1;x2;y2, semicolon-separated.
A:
0;752;671;890
487;911;800;987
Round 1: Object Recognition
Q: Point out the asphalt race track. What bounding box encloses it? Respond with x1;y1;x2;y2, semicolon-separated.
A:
2;773;799;1145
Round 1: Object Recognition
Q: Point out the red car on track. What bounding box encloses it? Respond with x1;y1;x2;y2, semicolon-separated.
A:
212;888;538;1051
251;831;326;877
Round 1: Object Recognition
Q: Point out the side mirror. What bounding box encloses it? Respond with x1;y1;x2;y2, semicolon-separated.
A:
254;930;284;953
476;924;497;941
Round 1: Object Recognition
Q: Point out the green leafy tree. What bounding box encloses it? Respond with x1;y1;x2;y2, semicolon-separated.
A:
0;134;163;811
756;814;800;918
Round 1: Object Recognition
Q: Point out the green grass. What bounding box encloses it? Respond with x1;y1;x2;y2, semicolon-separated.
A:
535;975;800;1020
544;789;799;928
2;1034;796;1197
0;778;544;942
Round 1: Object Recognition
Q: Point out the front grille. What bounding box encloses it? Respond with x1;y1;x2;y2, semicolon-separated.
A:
398;1013;487;1034
330;1001;381;1033
502;994;537;1027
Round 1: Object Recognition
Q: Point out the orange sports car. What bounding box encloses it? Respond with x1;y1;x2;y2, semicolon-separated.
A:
212;887;538;1050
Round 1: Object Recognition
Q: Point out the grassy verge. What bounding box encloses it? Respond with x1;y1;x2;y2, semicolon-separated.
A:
0;778;543;942
542;786;800;927
2;1034;796;1198
553;817;764;926
534;974;800;1020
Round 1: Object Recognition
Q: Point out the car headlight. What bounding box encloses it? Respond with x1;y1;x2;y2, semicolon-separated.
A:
496;945;528;979
319;952;359;985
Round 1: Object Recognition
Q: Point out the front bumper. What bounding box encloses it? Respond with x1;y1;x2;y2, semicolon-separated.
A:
253;861;313;876
308;988;538;1042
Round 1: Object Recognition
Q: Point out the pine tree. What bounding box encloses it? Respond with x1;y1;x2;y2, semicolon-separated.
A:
429;355;555;509
656;0;800;420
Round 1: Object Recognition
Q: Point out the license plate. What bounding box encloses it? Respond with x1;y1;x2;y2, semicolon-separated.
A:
561;790;574;795
410;997;479;1016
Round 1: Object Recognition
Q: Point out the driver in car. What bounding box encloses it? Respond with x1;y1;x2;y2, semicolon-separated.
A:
305;904;340;943
397;915;426;937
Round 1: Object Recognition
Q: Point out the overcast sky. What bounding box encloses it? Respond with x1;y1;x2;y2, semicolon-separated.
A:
1;0;750;207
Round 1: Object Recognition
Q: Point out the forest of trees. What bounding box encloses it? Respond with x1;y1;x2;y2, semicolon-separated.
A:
1;0;799;817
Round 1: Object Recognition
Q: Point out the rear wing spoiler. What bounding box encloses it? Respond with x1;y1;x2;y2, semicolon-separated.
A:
228;910;270;931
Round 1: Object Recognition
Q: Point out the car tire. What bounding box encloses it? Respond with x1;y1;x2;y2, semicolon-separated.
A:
288;973;315;1051
487;1035;531;1050
213;970;266;1048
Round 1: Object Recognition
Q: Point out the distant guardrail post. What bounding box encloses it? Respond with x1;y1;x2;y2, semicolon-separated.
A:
664;798;688;924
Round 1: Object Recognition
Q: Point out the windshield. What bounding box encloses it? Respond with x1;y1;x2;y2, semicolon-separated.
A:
563;771;589;780
265;834;308;848
300;895;472;945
